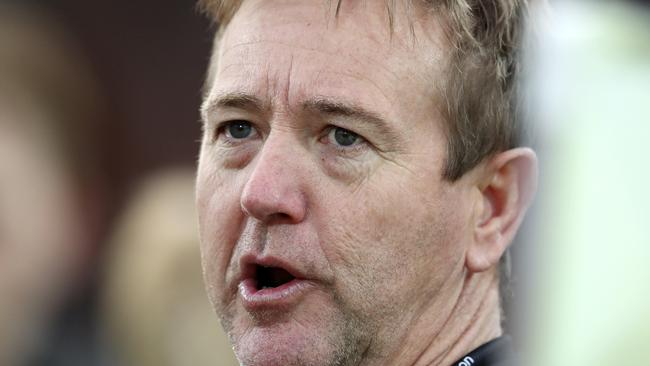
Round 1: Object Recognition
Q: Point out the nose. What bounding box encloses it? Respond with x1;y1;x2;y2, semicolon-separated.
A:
240;135;308;224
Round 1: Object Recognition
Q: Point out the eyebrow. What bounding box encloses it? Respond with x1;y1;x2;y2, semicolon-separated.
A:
201;92;265;121
303;97;398;143
202;92;399;145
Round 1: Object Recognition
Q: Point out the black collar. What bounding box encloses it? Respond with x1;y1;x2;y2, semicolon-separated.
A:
450;336;514;366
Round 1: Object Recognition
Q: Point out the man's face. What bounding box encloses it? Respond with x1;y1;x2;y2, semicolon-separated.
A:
197;1;477;365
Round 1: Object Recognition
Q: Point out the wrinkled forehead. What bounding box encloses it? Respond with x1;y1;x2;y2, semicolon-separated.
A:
205;0;448;100
222;0;395;50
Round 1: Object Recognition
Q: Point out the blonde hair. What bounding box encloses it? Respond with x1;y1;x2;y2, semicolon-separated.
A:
102;169;238;366
197;0;535;180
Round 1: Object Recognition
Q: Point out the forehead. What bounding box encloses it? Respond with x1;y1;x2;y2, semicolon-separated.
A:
206;0;448;114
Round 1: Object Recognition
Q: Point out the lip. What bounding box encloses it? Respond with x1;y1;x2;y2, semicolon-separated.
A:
237;254;315;312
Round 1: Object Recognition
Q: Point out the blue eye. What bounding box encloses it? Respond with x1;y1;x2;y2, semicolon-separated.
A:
225;121;253;139
330;127;360;147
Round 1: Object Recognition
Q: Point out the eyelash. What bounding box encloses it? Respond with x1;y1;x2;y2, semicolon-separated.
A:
211;121;370;155
321;126;368;153
213;120;259;144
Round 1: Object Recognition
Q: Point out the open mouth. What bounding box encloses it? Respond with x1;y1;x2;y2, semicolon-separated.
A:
238;257;314;310
255;265;296;290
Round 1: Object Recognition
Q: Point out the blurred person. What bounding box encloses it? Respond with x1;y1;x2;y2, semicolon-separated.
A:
0;3;109;366
195;1;540;366
522;1;650;365
101;169;238;366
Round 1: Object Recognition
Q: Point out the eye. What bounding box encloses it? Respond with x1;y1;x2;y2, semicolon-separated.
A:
224;120;255;139
329;127;361;147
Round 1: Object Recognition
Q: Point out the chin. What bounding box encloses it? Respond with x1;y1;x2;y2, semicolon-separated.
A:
231;321;332;366
227;297;356;366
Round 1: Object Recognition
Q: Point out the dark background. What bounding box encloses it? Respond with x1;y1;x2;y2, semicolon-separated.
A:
36;0;212;216
4;2;214;364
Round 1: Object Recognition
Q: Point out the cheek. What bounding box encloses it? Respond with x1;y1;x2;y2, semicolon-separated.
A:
315;169;467;315
196;158;245;307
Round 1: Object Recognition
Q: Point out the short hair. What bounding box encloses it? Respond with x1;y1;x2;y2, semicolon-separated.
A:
197;0;534;181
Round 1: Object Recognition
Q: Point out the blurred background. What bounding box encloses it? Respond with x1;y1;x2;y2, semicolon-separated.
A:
516;1;650;365
0;0;237;365
1;0;649;366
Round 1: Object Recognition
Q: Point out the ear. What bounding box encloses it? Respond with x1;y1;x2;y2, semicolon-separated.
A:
466;148;538;273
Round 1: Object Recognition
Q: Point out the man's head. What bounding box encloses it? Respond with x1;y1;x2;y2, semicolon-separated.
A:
195;1;537;365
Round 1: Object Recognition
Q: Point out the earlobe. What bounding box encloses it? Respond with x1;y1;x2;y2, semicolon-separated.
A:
466;148;538;273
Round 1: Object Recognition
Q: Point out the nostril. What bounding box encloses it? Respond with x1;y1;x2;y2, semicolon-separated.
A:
267;212;293;224
241;193;306;223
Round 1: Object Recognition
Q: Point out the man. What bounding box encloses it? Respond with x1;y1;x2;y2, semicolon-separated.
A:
195;1;538;365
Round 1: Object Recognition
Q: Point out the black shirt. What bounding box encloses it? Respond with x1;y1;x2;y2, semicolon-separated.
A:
450;336;515;366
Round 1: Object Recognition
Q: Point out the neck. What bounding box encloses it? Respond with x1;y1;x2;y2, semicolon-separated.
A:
384;268;503;366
